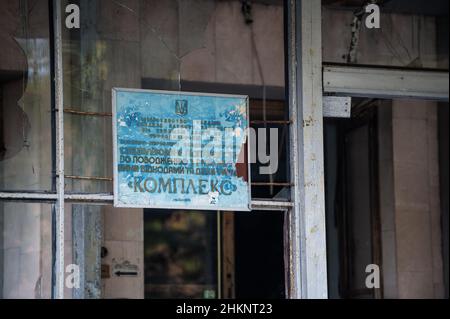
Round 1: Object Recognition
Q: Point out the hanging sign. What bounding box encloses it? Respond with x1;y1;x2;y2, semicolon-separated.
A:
112;88;251;211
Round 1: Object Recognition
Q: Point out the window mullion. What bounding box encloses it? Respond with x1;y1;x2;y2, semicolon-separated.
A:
53;0;65;300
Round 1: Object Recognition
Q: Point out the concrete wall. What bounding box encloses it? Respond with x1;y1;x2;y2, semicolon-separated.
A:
377;101;445;299
391;101;445;298
377;102;398;298
438;103;449;298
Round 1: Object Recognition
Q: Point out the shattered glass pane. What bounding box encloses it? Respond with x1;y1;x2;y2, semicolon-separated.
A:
0;1;53;191
322;0;449;69
63;0;287;198
59;0;287;300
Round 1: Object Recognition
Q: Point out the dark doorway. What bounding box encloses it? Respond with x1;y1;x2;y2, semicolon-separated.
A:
324;102;382;299
234;211;285;299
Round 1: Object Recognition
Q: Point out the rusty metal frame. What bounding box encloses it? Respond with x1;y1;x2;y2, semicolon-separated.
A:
0;191;293;210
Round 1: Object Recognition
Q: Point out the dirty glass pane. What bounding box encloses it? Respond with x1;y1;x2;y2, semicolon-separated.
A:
0;202;53;299
0;1;53;191
144;210;218;299
62;0;287;197
62;204;217;299
63;204;143;299
322;0;449;69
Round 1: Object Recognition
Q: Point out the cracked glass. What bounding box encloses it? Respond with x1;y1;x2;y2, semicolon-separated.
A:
0;1;53;192
322;0;449;69
63;0;288;199
61;0;287;300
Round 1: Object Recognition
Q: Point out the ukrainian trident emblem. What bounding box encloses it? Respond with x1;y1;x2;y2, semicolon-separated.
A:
175;100;188;116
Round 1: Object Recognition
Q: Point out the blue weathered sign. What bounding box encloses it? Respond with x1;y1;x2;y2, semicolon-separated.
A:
112;88;251;211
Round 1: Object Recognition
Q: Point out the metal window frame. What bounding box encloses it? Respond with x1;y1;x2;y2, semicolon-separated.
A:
285;0;328;299
0;192;293;210
53;0;65;299
324;64;449;101
0;0;65;299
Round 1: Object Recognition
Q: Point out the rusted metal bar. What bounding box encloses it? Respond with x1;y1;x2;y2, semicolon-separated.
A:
64;175;113;182
251;182;293;187
250;120;292;125
63;177;291;186
0;192;294;212
286;0;301;298
64;108;113;117
0;192;57;201
251;200;293;211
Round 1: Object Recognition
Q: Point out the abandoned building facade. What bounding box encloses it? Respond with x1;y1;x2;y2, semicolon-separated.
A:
0;0;448;299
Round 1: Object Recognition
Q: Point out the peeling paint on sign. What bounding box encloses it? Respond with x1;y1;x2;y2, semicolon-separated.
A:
113;88;251;211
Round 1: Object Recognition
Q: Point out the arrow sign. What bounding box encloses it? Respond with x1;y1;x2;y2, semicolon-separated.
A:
114;271;138;277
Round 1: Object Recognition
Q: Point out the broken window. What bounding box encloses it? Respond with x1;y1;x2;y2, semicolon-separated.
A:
0;0;54;301
60;0;287;299
0;0;53;192
63;0;288;198
322;0;449;69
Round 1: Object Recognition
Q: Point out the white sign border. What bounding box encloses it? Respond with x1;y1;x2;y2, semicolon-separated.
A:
112;88;252;212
